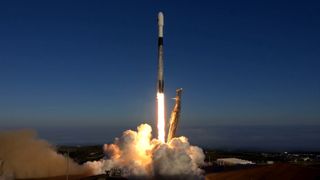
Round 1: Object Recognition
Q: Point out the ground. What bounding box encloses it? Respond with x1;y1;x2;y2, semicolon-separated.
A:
15;146;320;180
205;163;320;180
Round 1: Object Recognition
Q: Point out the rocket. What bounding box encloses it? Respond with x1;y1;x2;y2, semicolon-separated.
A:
157;12;164;93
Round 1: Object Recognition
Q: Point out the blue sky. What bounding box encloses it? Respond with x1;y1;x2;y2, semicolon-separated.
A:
0;0;319;130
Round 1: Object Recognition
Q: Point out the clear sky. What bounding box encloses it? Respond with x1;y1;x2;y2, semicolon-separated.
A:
0;0;319;130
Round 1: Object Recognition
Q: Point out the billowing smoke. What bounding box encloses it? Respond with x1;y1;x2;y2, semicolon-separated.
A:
0;125;205;179
0;130;91;179
86;124;205;179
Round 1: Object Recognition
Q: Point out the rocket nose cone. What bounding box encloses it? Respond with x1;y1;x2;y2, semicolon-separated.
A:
158;12;164;26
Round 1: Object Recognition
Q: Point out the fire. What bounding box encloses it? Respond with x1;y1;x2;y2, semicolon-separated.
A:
136;124;152;157
85;123;206;177
157;92;165;143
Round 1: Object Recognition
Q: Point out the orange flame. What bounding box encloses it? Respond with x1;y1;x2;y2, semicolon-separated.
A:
157;92;165;143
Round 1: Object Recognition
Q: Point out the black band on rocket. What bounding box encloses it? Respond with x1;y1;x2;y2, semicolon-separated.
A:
158;37;163;46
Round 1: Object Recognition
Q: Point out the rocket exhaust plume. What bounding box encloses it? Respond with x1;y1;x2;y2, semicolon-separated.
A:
157;12;165;143
86;124;205;179
157;92;165;143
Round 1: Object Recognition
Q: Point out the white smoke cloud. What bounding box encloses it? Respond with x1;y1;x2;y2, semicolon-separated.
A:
0;125;205;179
0;130;91;179
86;124;205;179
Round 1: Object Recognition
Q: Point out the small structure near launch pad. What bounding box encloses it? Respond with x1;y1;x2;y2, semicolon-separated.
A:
217;158;255;166
167;88;183;142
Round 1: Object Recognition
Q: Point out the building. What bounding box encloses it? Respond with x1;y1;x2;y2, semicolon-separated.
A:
216;158;255;166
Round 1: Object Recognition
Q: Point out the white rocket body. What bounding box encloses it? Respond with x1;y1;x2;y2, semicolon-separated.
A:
157;12;164;93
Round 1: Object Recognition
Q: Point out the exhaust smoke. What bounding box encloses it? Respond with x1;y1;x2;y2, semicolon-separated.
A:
0;130;91;179
85;124;205;179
